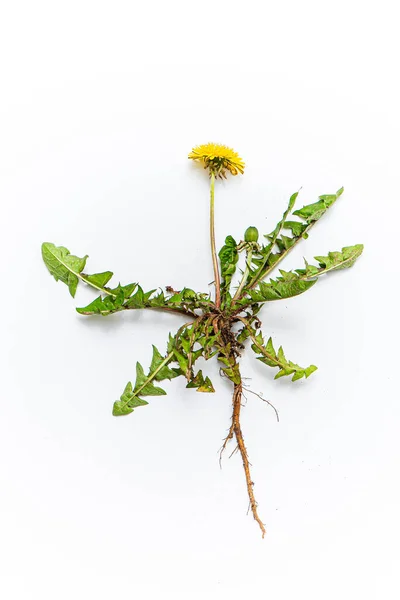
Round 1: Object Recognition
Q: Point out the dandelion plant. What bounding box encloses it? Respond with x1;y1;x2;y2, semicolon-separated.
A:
42;143;363;537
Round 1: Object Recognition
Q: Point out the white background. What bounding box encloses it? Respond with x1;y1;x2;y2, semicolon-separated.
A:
1;1;399;599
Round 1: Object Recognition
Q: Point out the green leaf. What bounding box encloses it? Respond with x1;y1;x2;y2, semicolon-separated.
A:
222;364;241;384
237;326;251;344
283;221;307;237
82;271;113;288
76;297;102;315
278;235;296;251
250;333;317;382
41;242;139;306
150;346;180;381
42;242;88;297
314;244;364;272
261;191;299;263
124;286;157;308
293;187;343;223
182;288;196;300
167;332;176;353
246;187;344;290
295;244;364;279
180;336;191;354
76;285;127;315
168;292;183;304
199;376;215;393
186;370;215;392
76;295;115;316
112;345;180;417
248;271;317;303
219;236;239;292
112;382;149;416
76;281;155;315
150;291;166;307
106;282;137;299
143;289;157;303
133;362;167;396
173;348;189;374
305;365;318;378
125;285;145;308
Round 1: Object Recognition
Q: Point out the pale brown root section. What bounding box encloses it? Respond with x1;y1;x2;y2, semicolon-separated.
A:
220;382;266;538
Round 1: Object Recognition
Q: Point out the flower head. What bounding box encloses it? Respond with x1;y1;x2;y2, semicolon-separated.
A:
188;143;245;178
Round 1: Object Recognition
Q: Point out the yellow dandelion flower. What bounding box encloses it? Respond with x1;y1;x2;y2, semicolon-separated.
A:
188;143;245;178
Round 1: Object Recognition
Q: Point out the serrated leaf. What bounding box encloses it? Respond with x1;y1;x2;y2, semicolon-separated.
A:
143;289;157;302
237;327;251;344
42;242;88;297
314;244;364;272
182;337;193;354
186;370;215;392
112;400;134;416
112;382;149;416
256;355;277;368
167;332;176;353
134;362;167;396
251;331;317;382
168;292;183;304
219;235;239;292
125;285;145;308
295;261;320;277
173;349;189;374
274;368;294;379
296;245;364;279
261;192;299;260
106;282;137;299
150;346;179;381
150;291;166;307
273;277;317;299
182;288;196;300
247;272;317;303
291;370;306;382
292;199;327;221
76;295;115;316
221;363;241;385
186;370;204;388
198;376;215;393
245;188;344;293
112;345;178;416
258;281;282;300
304;365;318;378
293;187;342;223
265;337;275;357
279;235;296;250
283;221;307;237
277;346;286;363
83;271;113;288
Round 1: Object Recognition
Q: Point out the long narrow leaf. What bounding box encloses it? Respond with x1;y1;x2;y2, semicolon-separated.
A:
248;187;344;289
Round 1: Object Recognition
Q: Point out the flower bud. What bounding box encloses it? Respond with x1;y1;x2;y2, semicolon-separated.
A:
244;226;259;243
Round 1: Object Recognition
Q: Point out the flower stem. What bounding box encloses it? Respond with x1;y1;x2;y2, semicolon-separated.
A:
209;171;221;308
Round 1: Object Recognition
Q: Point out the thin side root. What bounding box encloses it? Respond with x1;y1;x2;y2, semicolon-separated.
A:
242;385;279;423
219;422;235;467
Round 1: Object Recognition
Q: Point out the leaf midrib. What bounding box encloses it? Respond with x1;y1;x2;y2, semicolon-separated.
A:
46;245;115;297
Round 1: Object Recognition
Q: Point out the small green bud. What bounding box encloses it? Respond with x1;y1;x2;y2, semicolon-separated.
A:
244;226;259;243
